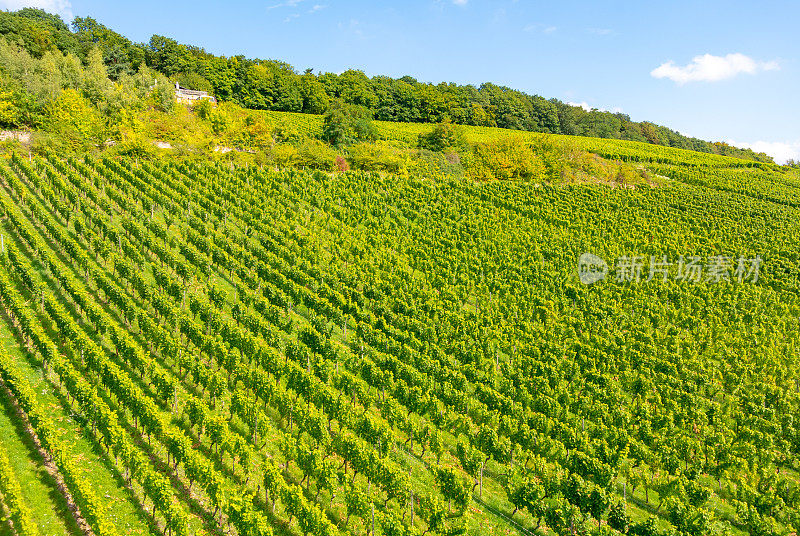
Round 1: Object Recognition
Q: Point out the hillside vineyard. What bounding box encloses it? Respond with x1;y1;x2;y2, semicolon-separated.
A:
0;148;798;536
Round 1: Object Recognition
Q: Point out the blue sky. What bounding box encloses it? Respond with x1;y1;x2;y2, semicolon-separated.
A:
3;0;799;162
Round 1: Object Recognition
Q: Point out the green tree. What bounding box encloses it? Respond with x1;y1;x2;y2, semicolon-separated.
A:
320;100;376;148
417;119;466;152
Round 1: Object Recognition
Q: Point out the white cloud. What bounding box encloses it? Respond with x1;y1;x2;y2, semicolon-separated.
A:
453;0;468;5
726;139;800;165
268;0;302;9
568;101;592;112
0;0;72;21
567;101;622;114
524;23;556;34
651;53;779;84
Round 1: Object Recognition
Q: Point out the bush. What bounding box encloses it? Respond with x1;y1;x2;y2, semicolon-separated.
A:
46;88;107;147
233;113;274;150
192;98;213;120
148;80;174;113
0;89;19;128
464;137;545;181
296;139;337;170
273;121;303;145
321;100;376;147
335;155;349;172
111;133;156;160
418;120;466;152
347;142;408;173
270;143;298;167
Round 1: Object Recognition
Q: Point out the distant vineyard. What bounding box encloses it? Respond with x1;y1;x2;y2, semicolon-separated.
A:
0;140;797;536
263;109;783;169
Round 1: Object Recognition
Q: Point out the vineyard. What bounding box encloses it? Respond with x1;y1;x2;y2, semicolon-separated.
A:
0;125;798;536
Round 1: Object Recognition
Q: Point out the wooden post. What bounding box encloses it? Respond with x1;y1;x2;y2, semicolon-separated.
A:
410;490;414;526
371;503;375;536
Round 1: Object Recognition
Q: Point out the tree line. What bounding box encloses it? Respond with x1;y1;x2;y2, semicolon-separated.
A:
0;8;774;163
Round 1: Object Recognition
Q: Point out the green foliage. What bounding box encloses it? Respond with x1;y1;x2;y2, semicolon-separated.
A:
434;466;471;515
45;88;107;147
110;131;157;160
270;143;299;167
193;97;213;120
321;100;377;147
0;8;777;162
410;148;465;178
234;112;274;150
346;142;408;173
148;79;175;113
417;120;466;152
272;120;303;145
464;137;546;181
0;88;19;127
0;439;39;536
0;136;797;536
629;516;660;536
607;500;630;533
174;70;213;92
295;139;337;170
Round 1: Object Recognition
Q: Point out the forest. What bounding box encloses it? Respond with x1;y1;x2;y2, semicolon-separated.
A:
0;8;773;163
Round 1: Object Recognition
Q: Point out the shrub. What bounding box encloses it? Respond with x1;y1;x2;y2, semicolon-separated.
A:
271;143;298;167
321;100;376;147
0;89;19;128
192;98;213;120
46;88;106;146
296;139;337;170
347;142;408;173
112;133;156;160
233;113;274;150
273;121;303;145
335;155;349;172
464;137;545;181
418;120;466;152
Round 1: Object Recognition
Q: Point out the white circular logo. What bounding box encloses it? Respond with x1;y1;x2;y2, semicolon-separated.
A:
578;253;608;285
